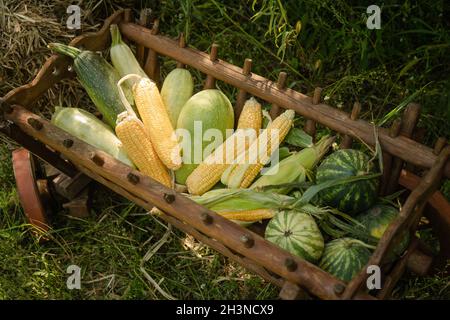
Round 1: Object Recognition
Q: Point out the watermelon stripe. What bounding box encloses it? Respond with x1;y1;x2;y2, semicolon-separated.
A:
265;211;324;263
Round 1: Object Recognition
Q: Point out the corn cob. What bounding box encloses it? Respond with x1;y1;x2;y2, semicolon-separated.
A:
128;75;182;170
115;112;172;187
217;208;275;221
116;76;172;188
250;135;334;192
237;97;262;131
222;109;295;188
189;188;289;224
185;98;262;195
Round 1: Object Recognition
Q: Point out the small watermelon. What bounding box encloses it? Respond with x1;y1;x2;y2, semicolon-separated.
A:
265;211;324;263
356;204;410;261
316;149;379;215
319;238;371;282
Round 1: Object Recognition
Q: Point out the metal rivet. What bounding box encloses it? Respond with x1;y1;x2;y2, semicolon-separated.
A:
284;258;297;272
240;235;254;248
334;283;345;295
200;212;213;225
164;193;176;204
127;172;140;185
27;118;43;130
62;139;74;148
89;152;104;166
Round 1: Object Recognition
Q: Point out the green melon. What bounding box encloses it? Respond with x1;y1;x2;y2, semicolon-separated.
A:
316;149;379;215
319;237;371;282
265;211;324;263
356;204;410;261
175;89;234;184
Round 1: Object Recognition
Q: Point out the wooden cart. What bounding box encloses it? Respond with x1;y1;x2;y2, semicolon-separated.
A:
1;9;449;300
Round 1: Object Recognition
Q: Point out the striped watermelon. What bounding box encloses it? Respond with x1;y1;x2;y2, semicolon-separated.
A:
265;210;324;263
316;149;379;215
319;238;371;282
356;204;410;261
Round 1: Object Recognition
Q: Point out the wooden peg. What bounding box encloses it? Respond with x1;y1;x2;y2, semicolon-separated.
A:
433;137;447;155
123;9;132;22
234;58;253;124
386;103;421;195
136;9;150;66
380;119;401;195
144;19;161;86
176;33;186;68
340;102;361;149
279;281;309;300
204;43;219;89
304;87;322;141
269;72;287;119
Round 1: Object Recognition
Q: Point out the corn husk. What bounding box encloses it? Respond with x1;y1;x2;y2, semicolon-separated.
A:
251;135;334;192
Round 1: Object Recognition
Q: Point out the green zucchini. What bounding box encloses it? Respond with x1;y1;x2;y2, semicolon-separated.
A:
110;24;148;89
51;107;134;167
48;43;132;128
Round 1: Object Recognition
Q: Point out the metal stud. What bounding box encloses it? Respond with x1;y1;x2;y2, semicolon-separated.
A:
240;234;254;248
334;283;345;295
89;152;104;166
164;193;176;204
284;257;297;272
62;139;74;148
27;118;43;130
200;212;213;225
127;172;140;185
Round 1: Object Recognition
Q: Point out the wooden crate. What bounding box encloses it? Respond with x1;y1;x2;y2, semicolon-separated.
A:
1;9;449;300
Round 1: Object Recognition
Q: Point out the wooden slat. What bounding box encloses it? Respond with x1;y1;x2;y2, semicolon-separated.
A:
143;19;161;86
119;22;450;179
136;9;150;66
303;87;321;141
340;102;361;149
203;43;219;89
234;58;252;124
380;119;402;195
269;72;287;119
386;103;421;194
176;33;186;69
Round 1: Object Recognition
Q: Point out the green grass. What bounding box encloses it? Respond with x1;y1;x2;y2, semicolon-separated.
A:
1;0;449;299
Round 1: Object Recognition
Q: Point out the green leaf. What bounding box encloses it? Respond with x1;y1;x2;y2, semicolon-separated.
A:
378;82;431;126
285;127;313;148
277;147;291;160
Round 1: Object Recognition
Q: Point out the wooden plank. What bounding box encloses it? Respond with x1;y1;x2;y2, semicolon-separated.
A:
119;22;450;179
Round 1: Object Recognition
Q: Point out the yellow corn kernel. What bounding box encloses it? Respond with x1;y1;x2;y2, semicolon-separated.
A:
186;98;262;195
217;209;275;221
116;112;172;188
133;78;182;170
237;97;262;131
223;109;295;188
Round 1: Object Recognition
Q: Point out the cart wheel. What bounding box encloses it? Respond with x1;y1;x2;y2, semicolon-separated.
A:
12;148;51;232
